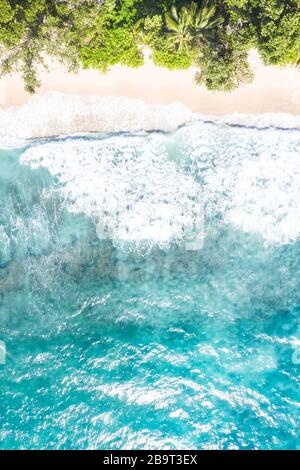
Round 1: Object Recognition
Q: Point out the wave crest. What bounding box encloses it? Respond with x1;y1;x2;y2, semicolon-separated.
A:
21;134;203;252
8;96;300;248
2;93;300;149
0;92;193;148
177;123;300;245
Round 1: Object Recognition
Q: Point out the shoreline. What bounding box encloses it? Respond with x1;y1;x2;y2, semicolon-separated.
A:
1;50;300;145
2;93;300;148
1;51;300;116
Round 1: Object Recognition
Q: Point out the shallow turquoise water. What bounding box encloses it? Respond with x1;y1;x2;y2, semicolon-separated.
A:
0;122;299;449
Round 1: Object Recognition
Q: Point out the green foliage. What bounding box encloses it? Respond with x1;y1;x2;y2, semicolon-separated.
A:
0;0;14;23
224;0;249;7
152;40;193;69
139;1;223;71
0;1;104;92
152;0;223;59
255;2;300;66
0;0;299;93
80;0;144;70
195;44;254;91
80;28;143;70
223;0;300;66
134;15;163;46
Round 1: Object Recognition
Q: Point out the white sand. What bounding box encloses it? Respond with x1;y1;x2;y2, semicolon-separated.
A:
1;51;300;115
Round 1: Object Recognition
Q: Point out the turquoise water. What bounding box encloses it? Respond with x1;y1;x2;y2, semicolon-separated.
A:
0;122;299;450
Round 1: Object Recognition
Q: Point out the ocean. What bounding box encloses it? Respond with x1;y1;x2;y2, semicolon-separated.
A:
0;100;299;449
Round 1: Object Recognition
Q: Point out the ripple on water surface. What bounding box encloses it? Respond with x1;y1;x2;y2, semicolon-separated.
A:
0;121;299;449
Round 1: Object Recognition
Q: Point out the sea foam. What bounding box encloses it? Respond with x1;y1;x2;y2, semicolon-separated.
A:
2;93;300;248
21;134;203;252
21;120;300;248
2;92;300;149
0;92;193;148
176;122;300;245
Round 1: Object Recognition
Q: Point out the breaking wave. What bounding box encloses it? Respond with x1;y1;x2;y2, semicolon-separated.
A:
2;92;300;148
0;92;193;148
21;135;203;252
20;118;300;248
175;122;300;245
1;95;300;451
0;93;299;250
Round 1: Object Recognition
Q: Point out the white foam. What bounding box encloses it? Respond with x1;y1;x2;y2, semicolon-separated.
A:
177;123;300;245
226;152;300;244
0;92;194;148
214;112;300;130
0;225;11;266
209;152;300;245
21;119;300;247
21;134;203;252
3;93;299;247
2;93;300;150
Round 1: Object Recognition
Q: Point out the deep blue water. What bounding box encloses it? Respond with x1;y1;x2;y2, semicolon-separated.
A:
0;122;299;449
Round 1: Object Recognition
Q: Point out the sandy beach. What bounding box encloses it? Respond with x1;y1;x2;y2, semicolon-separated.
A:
1;51;300;115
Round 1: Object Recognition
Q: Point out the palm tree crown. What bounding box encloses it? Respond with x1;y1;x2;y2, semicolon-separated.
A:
165;1;222;51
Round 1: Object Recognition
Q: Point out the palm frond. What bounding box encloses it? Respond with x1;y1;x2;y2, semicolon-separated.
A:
164;1;222;52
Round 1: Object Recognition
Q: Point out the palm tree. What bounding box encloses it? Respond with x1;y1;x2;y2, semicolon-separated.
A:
164;4;193;52
164;1;222;52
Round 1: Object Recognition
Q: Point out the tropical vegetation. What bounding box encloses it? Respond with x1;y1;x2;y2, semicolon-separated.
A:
0;0;299;93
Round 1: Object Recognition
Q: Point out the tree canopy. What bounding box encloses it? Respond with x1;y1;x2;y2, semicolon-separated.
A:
0;0;299;93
